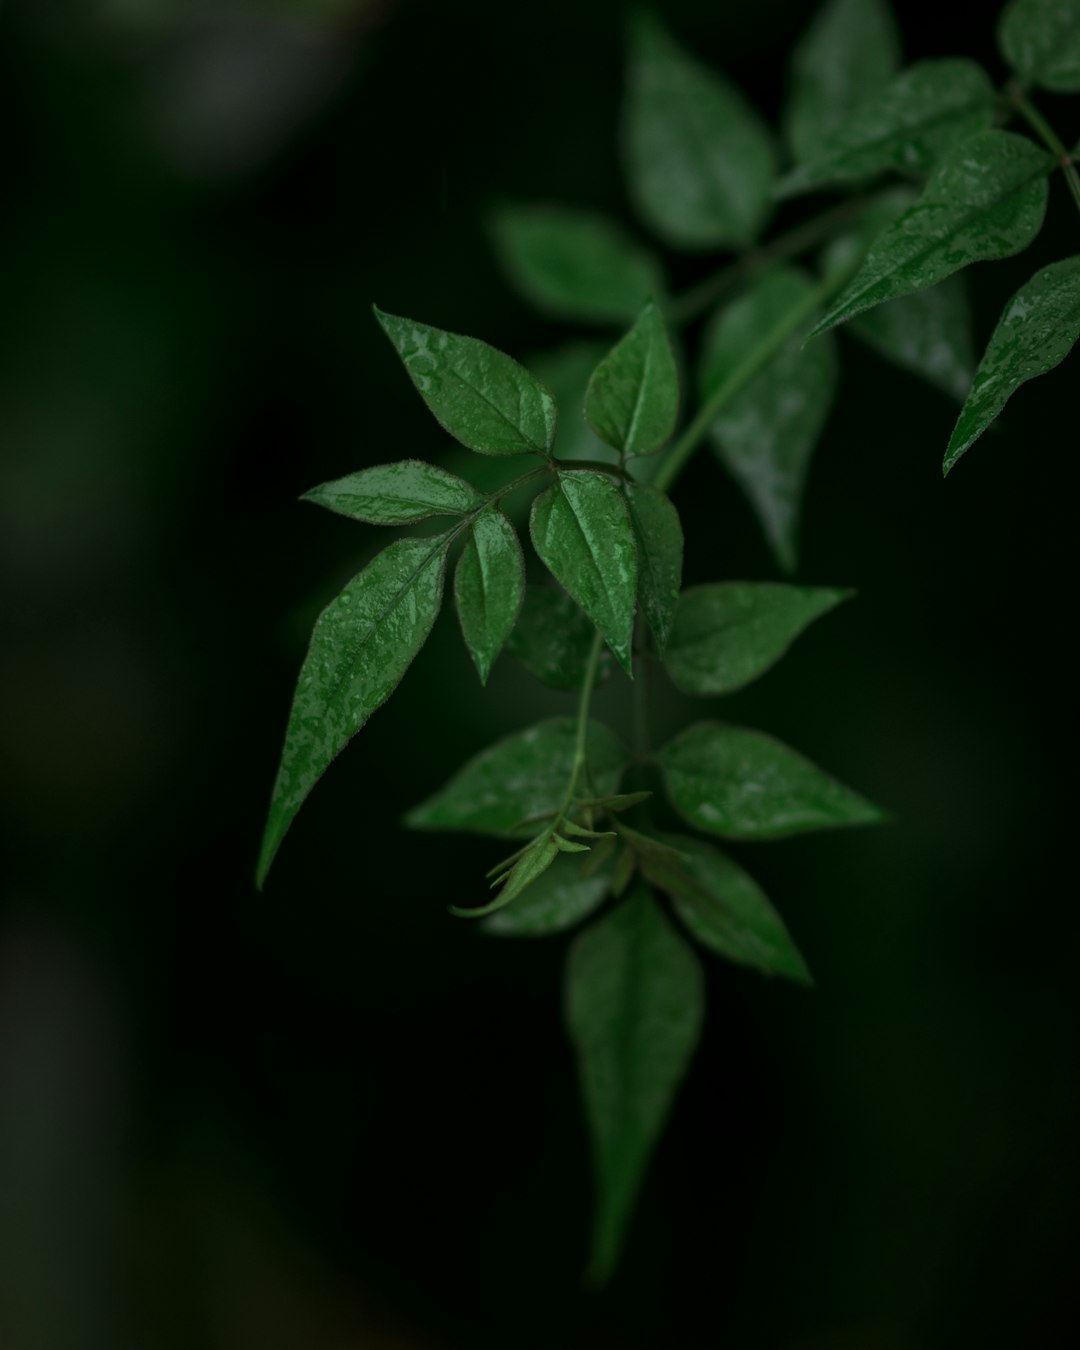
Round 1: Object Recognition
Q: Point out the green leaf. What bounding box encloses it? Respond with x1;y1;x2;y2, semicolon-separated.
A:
658;722;884;838
622;11;776;250
506;585;614;690
374;307;556;456
530;470;638;673
624;482;683;652
779;59;998;198
302;459;485;525
489;203;665;325
258;534;449;886
700;267;838;574
811;131;1053;338
476;834;562;915
584;302;679;459
848;276;975;401
999;0;1080;92
665;583;851;696
784;0;901;163
405;717;627;837
483;854;612;937
454;507;525;683
642;833;811;984
944;255;1080;473
565;885;705;1285
527;343;616;466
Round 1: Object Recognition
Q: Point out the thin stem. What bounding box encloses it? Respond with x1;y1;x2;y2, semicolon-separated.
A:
564;630;606;808
1011;91;1080;220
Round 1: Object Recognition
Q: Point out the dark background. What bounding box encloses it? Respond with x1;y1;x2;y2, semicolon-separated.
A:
2;1;1078;1347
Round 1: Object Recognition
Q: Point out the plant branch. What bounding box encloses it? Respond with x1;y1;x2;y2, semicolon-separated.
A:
1010;91;1080;220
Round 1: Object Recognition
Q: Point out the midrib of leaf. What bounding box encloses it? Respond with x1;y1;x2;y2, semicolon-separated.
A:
444;366;546;451
623;342;654;456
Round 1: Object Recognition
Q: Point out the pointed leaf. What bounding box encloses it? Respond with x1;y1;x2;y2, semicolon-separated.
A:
302;460;485;525
585;302;679;458
489;203;664;325
999;0;1080;92
811;131;1053;338
258;534;449;885
779;59;998;198
624;482;683;652
530;470;638;673
405;718;627;837
483;853;613;937
700;267;838;574
665;583;852;696
658;722;884;839
622;11;776;250
849;275;975;401
527;343;615;465
454;508;525;683
944;255;1080;473
479;835;561;915
566;886;705;1285
374;307;556;455
506;585;615;690
784;0;901;163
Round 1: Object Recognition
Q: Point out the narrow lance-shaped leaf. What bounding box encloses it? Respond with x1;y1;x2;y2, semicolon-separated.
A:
665;583;852;696
811;131;1053;338
624;481;683;652
784;0;901;163
530;470;638;673
944;255;1080;474
779;59;998;198
489;203;665;325
374;307;556;455
999;0;1080;93
454;508;525;683
302;460;485;525
849;276;975;402
658;722;884;839
506;585;615;690
585;302;679;459
483;853;613;937
565;885;705;1285
258;534;450;886
622;11;776;250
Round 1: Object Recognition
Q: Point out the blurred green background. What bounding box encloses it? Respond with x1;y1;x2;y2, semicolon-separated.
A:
2;1;1078;1346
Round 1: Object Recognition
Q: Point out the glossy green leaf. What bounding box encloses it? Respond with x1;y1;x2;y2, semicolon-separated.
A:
658;722;883;839
700;267;838;574
811;131;1053;338
302;459;485;525
642;833;811;984
999;0;1080;92
405;717;627;837
258;534;449;886
374;307;556;456
784;0;901;163
849;276;975;401
506;585;614;690
454;508;525;683
527;342;615;465
483;853;612;937
665;583;851;696
944;255;1080;473
530;470;638;673
624;481;683;652
779;59;998;198
489;203;664;325
565;885;704;1285
622;11;776;250
585;303;679;459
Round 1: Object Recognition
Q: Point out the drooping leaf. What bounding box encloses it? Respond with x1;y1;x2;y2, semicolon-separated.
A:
664;583;852;696
944;255;1080;473
528;342;616;465
811;131;1053;338
374;307;556;455
624;481;683;652
779;59;998;198
489;203;665;325
641;832;811;984
454;507;525;683
483;853;613;936
565;885;705;1285
999;0;1080;92
700;267;838;574
258;534;450;886
478;834;562;915
405;718;627;837
784;0;901;163
848;275;975;401
584;302;679;459
622;11;776;250
530;470;638;673
302;460;485;525
506;585;615;690
658;722;884;838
